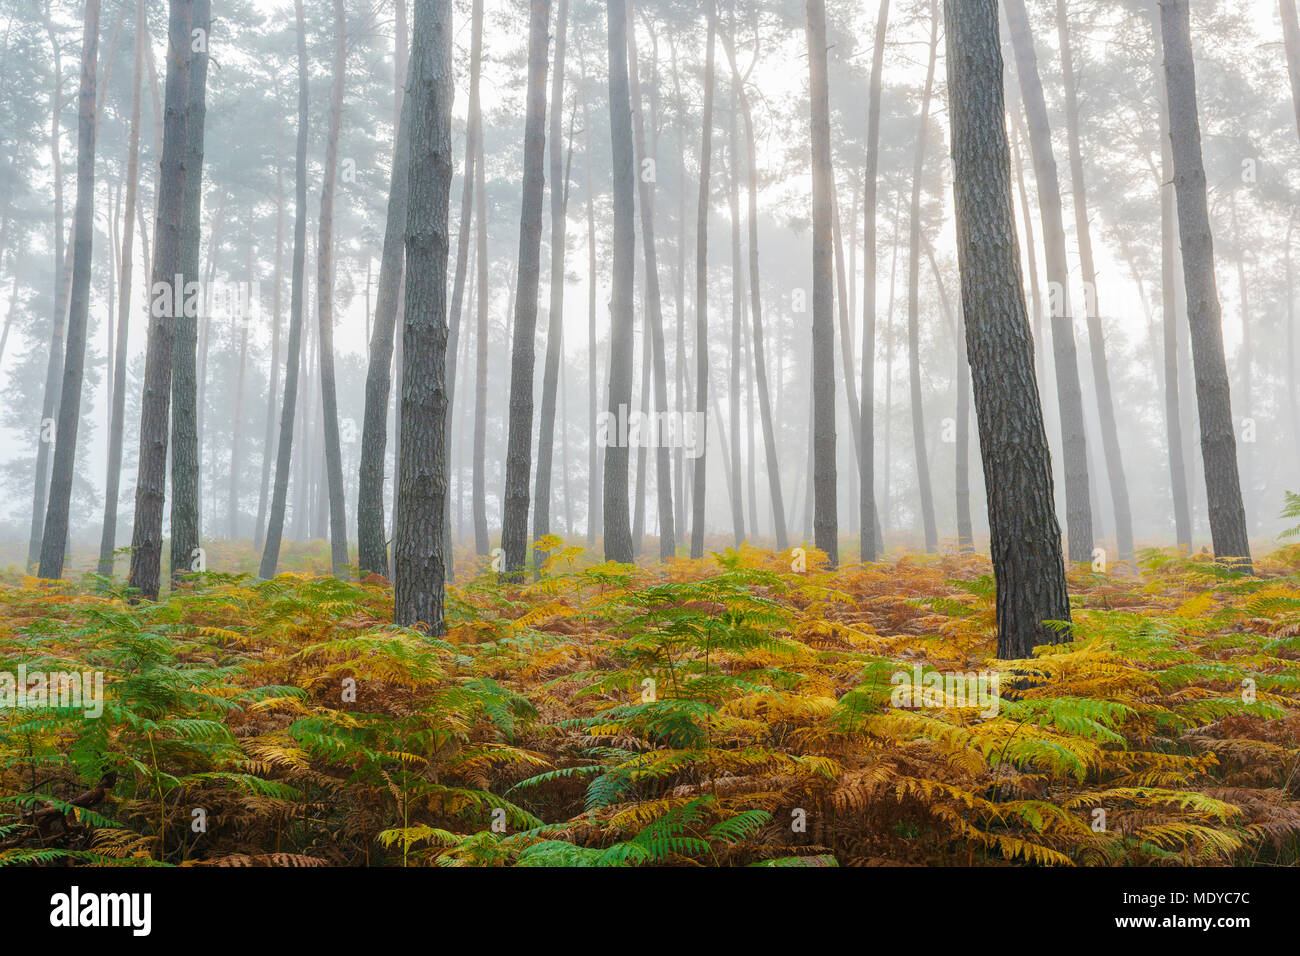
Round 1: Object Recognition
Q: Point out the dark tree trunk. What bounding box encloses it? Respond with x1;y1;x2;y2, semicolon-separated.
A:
1055;0;1133;562
535;0;570;564
98;0;145;577
689;0;717;560
943;0;1070;659
168;0;209;585
604;0;636;564
128;0;194;599
1159;0;1252;571
394;0;453;632
1283;2;1300;141
806;0;838;566
500;0;551;576
357;48;414;579
905;0;939;554
257;0;309;578
315;0;350;576
727;78;745;546
471;97;489;555
859;0;888;562
38;0;100;579
626;0;674;560
1003;0;1093;563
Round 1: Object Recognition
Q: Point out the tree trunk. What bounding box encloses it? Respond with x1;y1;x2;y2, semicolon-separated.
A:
257;0;309;578
860;0;888;562
500;0;551;576
394;0;453;632
583;75;602;549
689;0;717;560
1159;0;1251;570
1282;1;1300;141
1055;0;1133;562
604;0;636;564
626;0;674;560
1003;0;1093;563
905;0;939;554
806;0;838;566
169;0;209;584
357;50;414;578
38;0;101;579
128;0;194;599
314;0;350;576
535;0;569;565
471;90;490;556
943;0;1070;659
727;79;745;547
98;0;145;577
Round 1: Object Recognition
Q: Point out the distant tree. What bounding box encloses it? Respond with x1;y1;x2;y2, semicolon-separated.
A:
943;0;1070;658
257;0;309;580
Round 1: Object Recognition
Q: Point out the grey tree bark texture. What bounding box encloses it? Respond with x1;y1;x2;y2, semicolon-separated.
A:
859;0;888;563
395;0;453;632
37;0;100;580
169;0;209;586
604;0;636;564
257;0;309;580
943;0;1071;659
500;0;551;576
806;0;838;567
1159;0;1252;571
128;0;194;600
1003;0;1093;564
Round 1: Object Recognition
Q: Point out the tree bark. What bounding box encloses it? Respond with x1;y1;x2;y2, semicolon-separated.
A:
37;0;100;579
806;0;838;566
394;0;453;632
1003;0;1093;563
1159;0;1251;570
500;0;551;576
943;0;1070;659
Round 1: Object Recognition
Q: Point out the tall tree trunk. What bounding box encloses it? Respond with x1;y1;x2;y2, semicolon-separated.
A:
315;0;350;576
471;96;490;555
689;0;717;559
394;0;452;632
258;0;309;578
806;0;838;566
1003;0;1093;563
30;0;68;572
727;77;745;546
129;0;194;598
859;0;888;562
1282;2;1300;141
1159;0;1251;570
943;0;1069;659
905;0;939;554
1055;0;1133;562
255;166;286;554
38;0;101;579
358;54;414;577
604;0;636;564
98;0;145;577
500;0;551;575
535;0;569;564
626;0;674;559
169;0;209;584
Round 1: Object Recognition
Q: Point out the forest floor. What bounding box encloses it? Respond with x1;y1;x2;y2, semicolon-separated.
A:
1;541;1298;867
